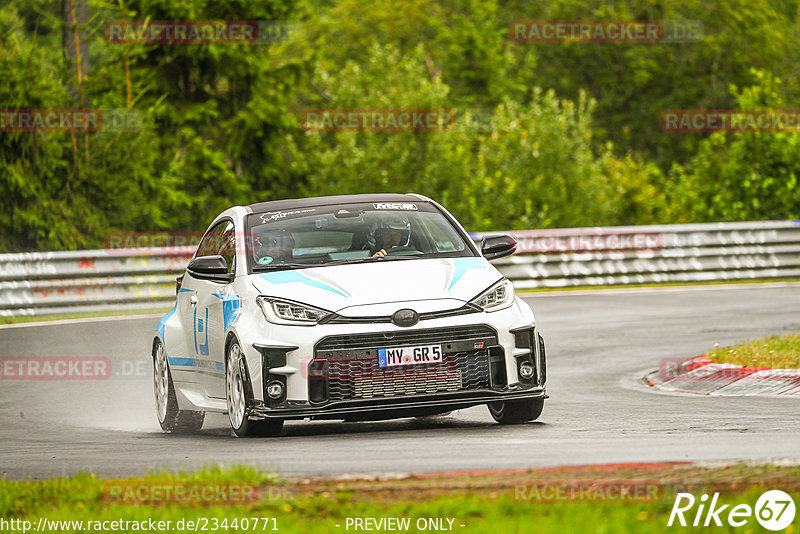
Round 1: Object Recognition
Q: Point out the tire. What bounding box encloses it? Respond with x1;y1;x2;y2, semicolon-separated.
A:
488;398;544;424
226;339;284;438
153;339;205;433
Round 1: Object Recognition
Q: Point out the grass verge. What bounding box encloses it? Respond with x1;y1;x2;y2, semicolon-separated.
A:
2;463;799;533
708;333;800;368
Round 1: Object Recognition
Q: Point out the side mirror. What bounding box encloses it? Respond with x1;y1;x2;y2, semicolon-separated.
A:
187;255;233;282
481;235;517;260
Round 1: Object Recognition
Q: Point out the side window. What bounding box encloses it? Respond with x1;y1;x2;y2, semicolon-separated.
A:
196;221;227;258
195;220;236;274
218;221;236;274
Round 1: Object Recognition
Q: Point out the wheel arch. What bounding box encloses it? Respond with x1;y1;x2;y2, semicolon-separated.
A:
224;331;259;408
152;335;163;359
152;334;172;375
224;331;237;364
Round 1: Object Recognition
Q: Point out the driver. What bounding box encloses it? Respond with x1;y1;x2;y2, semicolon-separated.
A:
256;229;295;265
365;214;411;257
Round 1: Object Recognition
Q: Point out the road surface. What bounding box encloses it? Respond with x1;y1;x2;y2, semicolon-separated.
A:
1;284;799;479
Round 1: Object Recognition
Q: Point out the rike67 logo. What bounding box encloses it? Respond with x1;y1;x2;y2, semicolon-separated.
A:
668;490;796;530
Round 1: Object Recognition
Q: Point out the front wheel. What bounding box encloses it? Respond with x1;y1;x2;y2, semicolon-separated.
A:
488;398;544;424
153;339;204;433
226;340;284;437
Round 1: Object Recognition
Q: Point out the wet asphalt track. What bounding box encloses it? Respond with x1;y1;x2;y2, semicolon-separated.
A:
1;284;799;479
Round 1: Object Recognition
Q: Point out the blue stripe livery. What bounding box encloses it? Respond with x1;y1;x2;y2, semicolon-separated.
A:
259;271;347;297
448;257;486;289
212;292;241;331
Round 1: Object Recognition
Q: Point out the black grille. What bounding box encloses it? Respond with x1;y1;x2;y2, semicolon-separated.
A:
316;325;497;353
313;325;497;402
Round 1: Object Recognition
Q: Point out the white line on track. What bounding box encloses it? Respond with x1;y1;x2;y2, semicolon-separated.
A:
0;313;165;330
2;282;798;329
522;281;800;298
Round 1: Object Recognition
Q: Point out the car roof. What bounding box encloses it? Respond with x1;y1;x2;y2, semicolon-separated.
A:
246;193;427;214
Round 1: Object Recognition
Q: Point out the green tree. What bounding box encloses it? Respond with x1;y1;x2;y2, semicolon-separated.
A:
288;42;666;231
666;70;800;222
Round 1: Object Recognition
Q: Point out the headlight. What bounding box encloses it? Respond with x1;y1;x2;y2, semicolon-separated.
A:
469;279;514;311
257;297;331;325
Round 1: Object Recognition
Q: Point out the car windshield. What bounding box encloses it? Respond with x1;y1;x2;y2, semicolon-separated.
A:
245;201;475;270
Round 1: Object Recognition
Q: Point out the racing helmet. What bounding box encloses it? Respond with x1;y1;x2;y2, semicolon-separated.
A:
367;213;411;250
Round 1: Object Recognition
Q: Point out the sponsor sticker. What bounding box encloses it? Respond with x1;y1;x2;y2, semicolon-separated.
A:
373;203;418;210
260;209;316;223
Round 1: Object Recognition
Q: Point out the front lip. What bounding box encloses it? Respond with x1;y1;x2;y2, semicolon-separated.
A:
248;388;547;419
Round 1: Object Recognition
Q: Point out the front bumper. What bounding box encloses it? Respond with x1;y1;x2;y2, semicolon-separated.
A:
234;296;545;418
249;387;547;420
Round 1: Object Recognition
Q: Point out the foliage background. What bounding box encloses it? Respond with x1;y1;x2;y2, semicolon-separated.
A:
1;0;799;251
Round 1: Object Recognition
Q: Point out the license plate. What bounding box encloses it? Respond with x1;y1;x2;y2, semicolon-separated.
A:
378;345;443;367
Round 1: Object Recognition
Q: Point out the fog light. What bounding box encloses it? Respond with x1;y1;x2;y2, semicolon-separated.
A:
518;361;535;380
266;381;285;399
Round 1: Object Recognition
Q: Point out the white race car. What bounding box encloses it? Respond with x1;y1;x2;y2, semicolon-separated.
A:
152;194;547;436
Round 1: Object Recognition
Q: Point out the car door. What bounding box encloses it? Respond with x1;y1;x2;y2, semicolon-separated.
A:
179;219;236;399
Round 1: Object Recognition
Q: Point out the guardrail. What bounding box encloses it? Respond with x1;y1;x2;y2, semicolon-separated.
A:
473;220;800;289
1;220;798;317
0;247;194;317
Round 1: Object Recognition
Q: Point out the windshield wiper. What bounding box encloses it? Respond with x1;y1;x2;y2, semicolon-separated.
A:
374;255;420;261
253;255;422;272
252;262;317;272
323;255;421;266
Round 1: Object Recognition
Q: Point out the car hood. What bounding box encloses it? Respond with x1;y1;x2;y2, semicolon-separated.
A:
250;257;502;315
